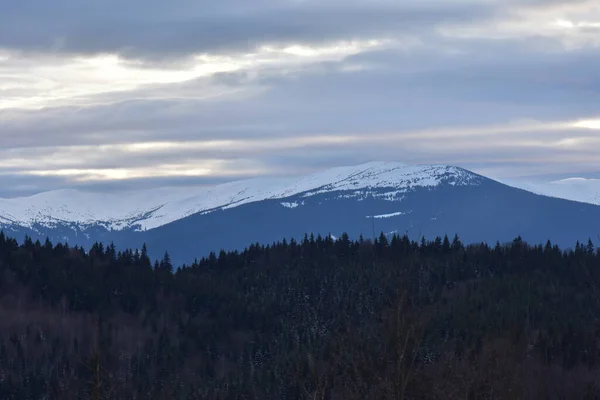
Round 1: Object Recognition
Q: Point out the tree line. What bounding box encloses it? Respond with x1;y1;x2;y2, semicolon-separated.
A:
0;231;600;399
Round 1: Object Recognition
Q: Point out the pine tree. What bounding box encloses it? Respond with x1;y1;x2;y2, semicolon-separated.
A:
442;235;451;253
160;252;173;273
586;239;595;254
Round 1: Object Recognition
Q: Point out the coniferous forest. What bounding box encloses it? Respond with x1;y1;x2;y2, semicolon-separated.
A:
1;231;600;399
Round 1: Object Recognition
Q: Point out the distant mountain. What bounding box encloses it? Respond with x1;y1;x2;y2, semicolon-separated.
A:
2;162;600;264
503;177;600;206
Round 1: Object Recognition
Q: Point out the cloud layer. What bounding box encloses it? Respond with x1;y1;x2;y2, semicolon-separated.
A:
1;0;599;196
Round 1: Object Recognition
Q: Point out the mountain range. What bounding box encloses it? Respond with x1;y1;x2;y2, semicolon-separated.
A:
1;161;599;264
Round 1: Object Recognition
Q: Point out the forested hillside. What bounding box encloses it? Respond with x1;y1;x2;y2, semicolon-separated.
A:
1;231;600;399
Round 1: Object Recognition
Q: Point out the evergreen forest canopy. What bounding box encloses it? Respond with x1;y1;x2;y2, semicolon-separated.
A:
1;231;600;399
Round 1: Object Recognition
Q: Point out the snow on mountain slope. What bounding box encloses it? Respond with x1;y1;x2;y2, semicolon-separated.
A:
503;177;600;206
0;162;482;231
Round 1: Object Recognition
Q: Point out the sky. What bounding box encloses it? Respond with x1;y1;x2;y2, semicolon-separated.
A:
1;0;599;197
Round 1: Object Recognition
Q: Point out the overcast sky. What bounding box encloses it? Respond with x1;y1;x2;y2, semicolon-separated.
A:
1;0;599;197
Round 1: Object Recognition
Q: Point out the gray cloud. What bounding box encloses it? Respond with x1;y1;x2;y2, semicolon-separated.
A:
0;0;499;59
0;171;258;198
1;0;599;196
4;41;599;145
2;0;594;61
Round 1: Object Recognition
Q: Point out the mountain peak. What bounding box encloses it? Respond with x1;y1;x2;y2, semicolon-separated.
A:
296;162;481;194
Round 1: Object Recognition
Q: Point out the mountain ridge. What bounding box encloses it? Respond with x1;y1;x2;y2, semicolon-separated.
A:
0;161;483;232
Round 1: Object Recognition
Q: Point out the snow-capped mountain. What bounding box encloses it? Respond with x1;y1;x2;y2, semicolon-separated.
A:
0;162;480;232
502;177;600;206
1;161;599;265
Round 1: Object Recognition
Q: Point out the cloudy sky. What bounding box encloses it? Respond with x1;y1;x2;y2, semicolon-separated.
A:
1;0;599;197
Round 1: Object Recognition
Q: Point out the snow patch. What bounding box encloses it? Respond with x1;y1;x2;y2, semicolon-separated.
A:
281;201;303;209
367;211;412;219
